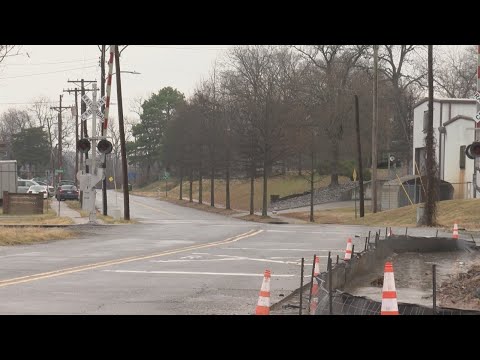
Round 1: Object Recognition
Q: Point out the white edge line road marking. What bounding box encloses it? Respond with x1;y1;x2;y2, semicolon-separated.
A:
152;258;238;263
103;270;295;277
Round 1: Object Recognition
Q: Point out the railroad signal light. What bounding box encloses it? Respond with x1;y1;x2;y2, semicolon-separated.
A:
97;139;113;154
77;139;91;154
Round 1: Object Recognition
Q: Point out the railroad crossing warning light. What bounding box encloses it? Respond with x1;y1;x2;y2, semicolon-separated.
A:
97;139;113;154
465;142;480;159
77;139;91;154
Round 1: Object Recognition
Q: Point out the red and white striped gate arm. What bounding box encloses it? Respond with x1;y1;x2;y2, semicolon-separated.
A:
103;44;115;132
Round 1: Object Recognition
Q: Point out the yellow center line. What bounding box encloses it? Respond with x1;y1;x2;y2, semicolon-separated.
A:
0;229;263;288
129;198;177;216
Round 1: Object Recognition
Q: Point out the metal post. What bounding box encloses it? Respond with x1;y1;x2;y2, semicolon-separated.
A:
351;245;355;258
365;237;367;251
307;255;316;310
372;44;379;213
405;227;408;236
432;264;437;314
368;230;371;242
299;257;304;315
336;254;339;264
436;229;438;238
328;257;333;315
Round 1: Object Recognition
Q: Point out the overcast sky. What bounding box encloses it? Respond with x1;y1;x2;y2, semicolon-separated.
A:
0;45;234;120
0;45;471;122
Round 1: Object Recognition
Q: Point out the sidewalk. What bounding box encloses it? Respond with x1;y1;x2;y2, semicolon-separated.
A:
178;196;304;224
48;199;89;225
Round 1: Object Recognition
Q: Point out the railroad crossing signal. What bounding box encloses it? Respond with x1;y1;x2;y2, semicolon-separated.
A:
81;94;106;120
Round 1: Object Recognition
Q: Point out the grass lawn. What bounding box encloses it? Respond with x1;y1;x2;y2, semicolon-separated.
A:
284;199;480;230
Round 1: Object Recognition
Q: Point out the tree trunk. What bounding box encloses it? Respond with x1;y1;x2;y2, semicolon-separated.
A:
298;152;302;176
250;159;255;215
210;166;215;207
189;169;193;202
179;168;183;201
310;150;314;222
330;141;339;186
226;159;231;210
262;158;268;217
198;169;203;205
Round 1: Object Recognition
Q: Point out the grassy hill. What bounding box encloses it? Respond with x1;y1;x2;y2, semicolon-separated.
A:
284;198;480;230
132;174;350;212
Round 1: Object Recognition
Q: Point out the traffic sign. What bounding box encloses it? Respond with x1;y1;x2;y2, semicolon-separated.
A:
163;171;170;180
352;168;357;181
81;108;93;120
55;169;64;174
475;91;480;102
109;176;113;182
476;112;480;121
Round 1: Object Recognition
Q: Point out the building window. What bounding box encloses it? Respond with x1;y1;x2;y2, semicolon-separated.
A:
423;110;429;132
460;145;466;169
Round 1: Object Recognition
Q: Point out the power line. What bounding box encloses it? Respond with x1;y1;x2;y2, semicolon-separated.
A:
0;65;98;80
134;45;231;51
3;58;99;66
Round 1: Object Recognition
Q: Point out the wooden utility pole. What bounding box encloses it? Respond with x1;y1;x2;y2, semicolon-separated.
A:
100;45;108;216
115;45;130;220
50;95;70;186
67;79;96;174
63;87;80;186
372;45;379;213
354;95;365;217
424;45;437;226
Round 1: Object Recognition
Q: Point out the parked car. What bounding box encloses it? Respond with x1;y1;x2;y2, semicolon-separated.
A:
27;185;48;199
56;185;79;201
17;179;39;193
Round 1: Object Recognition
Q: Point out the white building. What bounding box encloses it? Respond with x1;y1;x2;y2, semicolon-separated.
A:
412;97;478;198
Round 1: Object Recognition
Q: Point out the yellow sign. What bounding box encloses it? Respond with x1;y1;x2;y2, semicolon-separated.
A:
352;168;357;181
109;176;114;182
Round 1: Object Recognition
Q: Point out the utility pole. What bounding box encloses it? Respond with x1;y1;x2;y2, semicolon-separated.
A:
115;45;130;220
355;94;365;217
424;45;437;226
372;44;379;213
100;45;108;216
67;80;97;172
50;95;70;187
68;79;96;207
63;88;80;186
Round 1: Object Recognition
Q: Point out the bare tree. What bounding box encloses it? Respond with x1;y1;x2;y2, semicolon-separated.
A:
0;45;20;64
434;45;477;98
293;45;368;186
29;97;57;148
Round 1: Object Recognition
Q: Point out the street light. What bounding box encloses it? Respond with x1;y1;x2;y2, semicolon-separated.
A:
108;71;141;77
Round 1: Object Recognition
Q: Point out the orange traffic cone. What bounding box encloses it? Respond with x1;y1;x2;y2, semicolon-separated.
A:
310;256;321;315
380;262;399;315
255;270;271;315
452;222;459;240
344;238;353;261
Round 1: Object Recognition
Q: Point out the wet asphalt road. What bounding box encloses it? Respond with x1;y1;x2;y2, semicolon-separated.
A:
0;191;459;314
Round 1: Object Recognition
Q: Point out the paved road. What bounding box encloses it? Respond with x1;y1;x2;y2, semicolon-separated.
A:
0;191;458;314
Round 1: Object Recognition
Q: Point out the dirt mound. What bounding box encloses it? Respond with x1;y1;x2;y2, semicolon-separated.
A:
438;264;480;310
